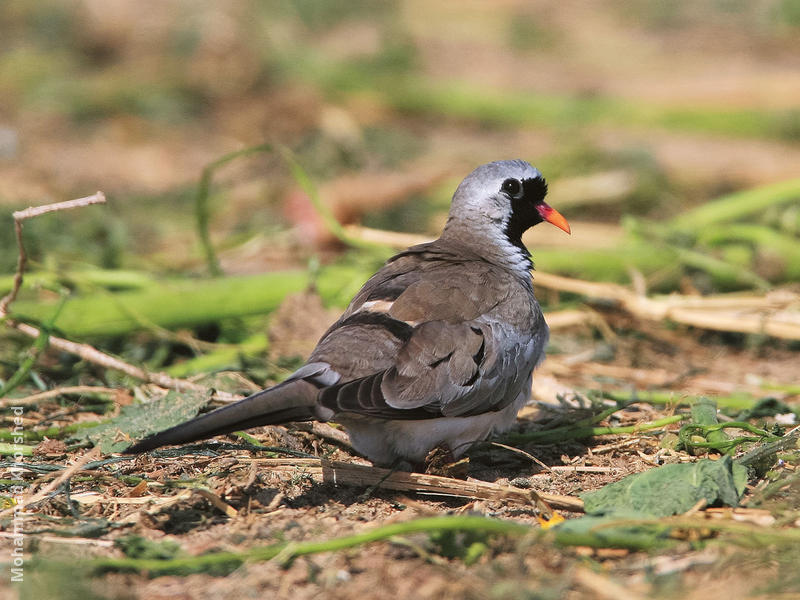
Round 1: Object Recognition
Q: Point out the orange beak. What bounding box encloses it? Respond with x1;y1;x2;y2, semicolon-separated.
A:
537;203;571;234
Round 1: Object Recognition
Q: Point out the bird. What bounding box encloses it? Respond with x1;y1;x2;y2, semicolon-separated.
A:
125;160;570;466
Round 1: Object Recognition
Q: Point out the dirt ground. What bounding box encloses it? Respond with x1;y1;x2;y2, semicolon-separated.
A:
2;2;800;599
7;304;799;600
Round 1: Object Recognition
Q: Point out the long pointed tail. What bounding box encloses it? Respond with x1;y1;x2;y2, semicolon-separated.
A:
124;379;319;454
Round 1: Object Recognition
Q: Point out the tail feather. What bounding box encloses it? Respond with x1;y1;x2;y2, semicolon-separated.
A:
124;379;318;454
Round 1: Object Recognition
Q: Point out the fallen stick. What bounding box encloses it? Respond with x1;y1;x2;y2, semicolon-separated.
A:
0;192;106;317
6;321;238;401
532;272;800;340
0;193;240;402
251;457;584;512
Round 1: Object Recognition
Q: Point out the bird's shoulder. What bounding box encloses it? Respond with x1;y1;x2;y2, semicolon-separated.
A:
309;240;544;419
344;240;528;324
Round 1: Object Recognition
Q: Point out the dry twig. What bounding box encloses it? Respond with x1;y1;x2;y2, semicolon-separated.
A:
0;192;106;317
255;457;584;512
0;192;239;402
573;567;645;600
344;224;800;340
0;385;119;408
532;272;800;340
0;447;100;520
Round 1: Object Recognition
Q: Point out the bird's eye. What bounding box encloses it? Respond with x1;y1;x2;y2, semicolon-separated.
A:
501;178;522;198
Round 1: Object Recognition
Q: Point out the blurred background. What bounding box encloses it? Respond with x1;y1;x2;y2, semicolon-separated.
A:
1;0;800;380
2;0;799;268
4;6;800;597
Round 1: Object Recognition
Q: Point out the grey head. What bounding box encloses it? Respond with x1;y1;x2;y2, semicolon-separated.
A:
441;160;570;267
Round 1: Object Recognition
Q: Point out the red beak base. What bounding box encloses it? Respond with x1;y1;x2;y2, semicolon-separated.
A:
537;204;571;234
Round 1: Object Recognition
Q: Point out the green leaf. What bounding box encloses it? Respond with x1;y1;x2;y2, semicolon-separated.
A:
552;513;674;551
71;390;210;453
736;397;797;420
581;456;747;517
115;535;182;560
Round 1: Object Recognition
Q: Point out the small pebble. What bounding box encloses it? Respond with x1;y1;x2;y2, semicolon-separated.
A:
336;569;351;582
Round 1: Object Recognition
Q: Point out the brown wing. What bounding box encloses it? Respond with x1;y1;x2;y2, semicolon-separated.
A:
312;241;539;419
311;242;509;376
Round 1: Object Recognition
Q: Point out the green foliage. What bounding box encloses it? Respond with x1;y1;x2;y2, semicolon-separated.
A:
507;11;558;51
675;397;783;455
581;456;747;517
679;422;781;455
0;207;125;275
71;389;210;452
282;0;395;31
428;528;491;565
552;514;674;550
19;561;110;600
775;0;800;26
115;535;182;560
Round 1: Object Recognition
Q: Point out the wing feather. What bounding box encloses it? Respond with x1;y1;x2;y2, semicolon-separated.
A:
310;240;544;421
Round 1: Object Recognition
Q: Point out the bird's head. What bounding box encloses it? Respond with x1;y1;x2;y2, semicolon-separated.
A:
444;160;570;255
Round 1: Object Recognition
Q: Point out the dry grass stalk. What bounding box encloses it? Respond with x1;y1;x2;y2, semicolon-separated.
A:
195;488;239;517
344;225;800;339
0;531;115;548
293;422;353;447
573;566;646;600
702;507;776;526
532;272;800;339
0;191;239;401
250;457;585;512
0;385;119;408
0;192;106;317
7;321;238;401
0;447;100;520
533;465;617;475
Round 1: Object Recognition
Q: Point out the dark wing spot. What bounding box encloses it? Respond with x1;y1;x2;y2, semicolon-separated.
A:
365;276;407;301
339;311;413;342
429;352;454;368
318;372;442;420
463;369;480;387
469;326;485;366
472;338;485;366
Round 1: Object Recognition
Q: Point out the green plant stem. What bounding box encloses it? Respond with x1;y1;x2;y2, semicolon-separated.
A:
598;515;800;545
0;269;156;296
671;246;770;290
698;224;800;281
281;148;384;251
195;143;274;276
682;397;731;454
599;390;759;412
0;295;66;397
504;415;685;445
670;177;800;233
679;422;780;453
90;515;529;576
166;333;268;377
0;419;105;442
9;267;366;338
0;442;34;456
